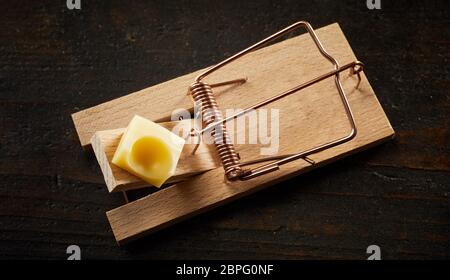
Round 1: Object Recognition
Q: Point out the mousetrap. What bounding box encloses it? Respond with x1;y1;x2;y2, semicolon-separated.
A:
72;22;394;244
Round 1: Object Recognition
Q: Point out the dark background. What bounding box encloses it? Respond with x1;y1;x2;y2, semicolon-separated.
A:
0;0;448;259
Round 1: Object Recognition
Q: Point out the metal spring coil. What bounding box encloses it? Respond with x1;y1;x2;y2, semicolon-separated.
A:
189;81;242;180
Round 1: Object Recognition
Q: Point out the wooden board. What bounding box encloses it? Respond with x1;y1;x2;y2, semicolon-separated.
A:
81;23;397;244
72;23;376;148
4;0;448;260
90;120;220;192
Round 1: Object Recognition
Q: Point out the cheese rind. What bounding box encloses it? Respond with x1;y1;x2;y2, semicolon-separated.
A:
111;115;185;187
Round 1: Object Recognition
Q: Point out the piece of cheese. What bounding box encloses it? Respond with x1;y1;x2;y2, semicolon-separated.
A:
111;115;185;187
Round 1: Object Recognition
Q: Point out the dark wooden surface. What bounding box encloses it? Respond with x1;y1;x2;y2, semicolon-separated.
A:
0;0;448;259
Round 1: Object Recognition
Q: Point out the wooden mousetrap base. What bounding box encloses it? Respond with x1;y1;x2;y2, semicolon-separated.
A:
90;120;220;193
72;23;394;244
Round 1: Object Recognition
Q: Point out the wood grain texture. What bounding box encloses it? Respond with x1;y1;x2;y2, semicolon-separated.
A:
1;0;448;259
72;23;364;148
105;24;395;244
90;120;219;192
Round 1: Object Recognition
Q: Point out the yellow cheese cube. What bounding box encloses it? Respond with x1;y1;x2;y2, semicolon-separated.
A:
112;115;185;187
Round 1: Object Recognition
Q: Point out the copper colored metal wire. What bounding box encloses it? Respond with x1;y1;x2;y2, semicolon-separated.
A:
188;21;364;181
189;81;242;180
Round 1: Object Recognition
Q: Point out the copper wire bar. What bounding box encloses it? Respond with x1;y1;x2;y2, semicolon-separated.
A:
199;61;363;136
188;21;365;180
